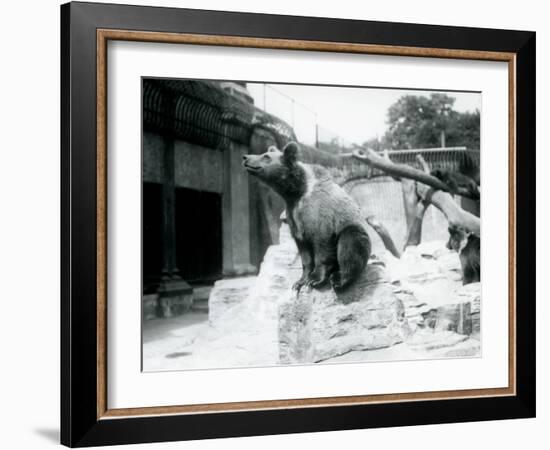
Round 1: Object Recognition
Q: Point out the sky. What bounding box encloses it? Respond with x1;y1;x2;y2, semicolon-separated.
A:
247;83;481;146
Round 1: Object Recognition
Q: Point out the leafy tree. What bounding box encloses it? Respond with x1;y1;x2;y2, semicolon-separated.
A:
445;109;480;151
367;93;480;151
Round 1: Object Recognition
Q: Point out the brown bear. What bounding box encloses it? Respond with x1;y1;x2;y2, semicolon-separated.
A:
243;142;371;292
446;225;480;285
431;169;480;199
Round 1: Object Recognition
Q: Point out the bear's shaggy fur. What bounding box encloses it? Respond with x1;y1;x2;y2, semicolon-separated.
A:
243;142;371;292
431;169;480;199
446;225;480;285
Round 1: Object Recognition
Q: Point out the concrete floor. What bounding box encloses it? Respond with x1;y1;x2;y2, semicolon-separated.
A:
142;311;210;369
143;310;208;345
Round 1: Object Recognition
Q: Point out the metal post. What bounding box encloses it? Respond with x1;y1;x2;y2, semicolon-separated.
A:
315;113;319;148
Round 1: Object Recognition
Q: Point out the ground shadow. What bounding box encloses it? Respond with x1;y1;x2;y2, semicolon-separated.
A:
165;351;193;359
34;428;59;444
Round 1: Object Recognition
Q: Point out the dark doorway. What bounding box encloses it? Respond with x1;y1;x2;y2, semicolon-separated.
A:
142;182;163;292
175;188;223;283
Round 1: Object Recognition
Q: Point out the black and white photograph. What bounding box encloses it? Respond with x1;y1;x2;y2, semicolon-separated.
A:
141;78;482;372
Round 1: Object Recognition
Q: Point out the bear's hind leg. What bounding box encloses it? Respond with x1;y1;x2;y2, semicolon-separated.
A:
331;225;371;291
306;241;337;289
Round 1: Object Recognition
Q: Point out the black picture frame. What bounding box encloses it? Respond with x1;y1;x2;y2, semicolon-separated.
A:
61;1;535;447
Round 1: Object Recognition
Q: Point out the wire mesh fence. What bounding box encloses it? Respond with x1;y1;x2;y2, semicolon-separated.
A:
251;83;352;150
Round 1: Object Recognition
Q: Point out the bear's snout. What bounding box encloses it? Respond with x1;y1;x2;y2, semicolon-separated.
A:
242;154;261;173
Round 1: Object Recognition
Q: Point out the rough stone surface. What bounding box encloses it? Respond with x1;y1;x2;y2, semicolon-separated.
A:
278;264;411;363
455;282;481;338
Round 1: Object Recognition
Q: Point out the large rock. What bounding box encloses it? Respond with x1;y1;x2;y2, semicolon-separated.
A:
321;278;481;364
405;282;481;359
384;241;463;305
387;242;479;331
273;228;481;364
156;273;279;370
278;264;411;364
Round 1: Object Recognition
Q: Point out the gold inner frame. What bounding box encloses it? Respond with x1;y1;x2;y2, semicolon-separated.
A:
96;28;517;420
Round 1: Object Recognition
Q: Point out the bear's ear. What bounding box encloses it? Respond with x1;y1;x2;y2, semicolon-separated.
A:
282;142;299;166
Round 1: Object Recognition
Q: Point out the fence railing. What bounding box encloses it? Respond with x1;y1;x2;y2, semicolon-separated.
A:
340;147;479;181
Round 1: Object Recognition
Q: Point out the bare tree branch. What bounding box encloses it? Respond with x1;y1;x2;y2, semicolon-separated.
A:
401;178;420;235
420;188;481;237
352;147;479;200
366;215;402;258
352;147;480;236
402;154;431;248
404;200;429;248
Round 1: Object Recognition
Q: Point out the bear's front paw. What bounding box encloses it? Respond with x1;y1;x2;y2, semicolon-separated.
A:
305;274;329;290
292;276;309;294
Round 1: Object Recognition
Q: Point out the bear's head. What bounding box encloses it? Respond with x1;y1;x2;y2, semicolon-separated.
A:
242;142;305;200
446;225;470;253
